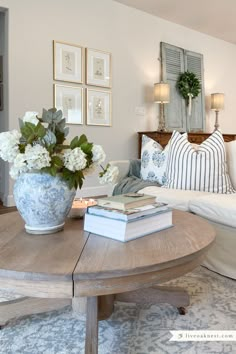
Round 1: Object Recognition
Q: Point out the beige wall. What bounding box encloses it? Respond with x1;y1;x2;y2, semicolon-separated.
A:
0;0;236;204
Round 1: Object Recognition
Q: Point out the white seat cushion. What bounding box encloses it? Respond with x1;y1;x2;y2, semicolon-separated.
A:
189;193;236;228
138;186;207;211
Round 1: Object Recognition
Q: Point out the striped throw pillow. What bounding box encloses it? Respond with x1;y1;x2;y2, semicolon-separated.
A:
164;130;234;193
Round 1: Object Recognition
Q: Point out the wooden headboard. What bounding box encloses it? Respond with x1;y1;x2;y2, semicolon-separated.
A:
138;131;236;158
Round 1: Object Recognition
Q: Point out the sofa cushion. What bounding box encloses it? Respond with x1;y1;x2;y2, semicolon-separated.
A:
140;135;169;185
164;130;234;194
138;185;207;211
189;193;236;228
225;140;236;190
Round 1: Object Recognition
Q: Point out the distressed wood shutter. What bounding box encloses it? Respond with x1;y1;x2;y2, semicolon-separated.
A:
185;50;205;131
161;42;205;132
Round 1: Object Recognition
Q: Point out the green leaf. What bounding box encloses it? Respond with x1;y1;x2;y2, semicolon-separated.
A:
70;136;79;149
78;134;88;146
20;122;35;139
51;155;64;168
18;144;26;153
42;108;53;123
27;133;36;144
64;127;69;137
43;130;57;146
54;144;70;152
80;142;93;155
55;130;65;144
53;109;63;122
61;168;85;190
50;165;57;176
57;118;66;132
36;123;46;138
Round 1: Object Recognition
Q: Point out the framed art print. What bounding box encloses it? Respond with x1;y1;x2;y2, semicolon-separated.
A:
53;41;83;84
86;89;111;126
86;48;111;88
54;84;83;125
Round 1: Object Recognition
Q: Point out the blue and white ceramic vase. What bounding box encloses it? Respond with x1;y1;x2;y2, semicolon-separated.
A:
13;172;76;235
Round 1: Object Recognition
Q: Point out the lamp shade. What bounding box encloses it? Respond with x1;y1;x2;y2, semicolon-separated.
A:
211;93;224;110
154;82;170;103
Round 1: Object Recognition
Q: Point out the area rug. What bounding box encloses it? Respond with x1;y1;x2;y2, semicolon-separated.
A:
0;267;235;354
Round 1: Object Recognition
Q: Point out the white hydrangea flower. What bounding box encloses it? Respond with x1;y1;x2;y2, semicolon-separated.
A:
63;147;87;172
0;130;21;162
99;165;119;185
92;145;106;164
24;144;51;170
22;111;39;125
10;153;28;179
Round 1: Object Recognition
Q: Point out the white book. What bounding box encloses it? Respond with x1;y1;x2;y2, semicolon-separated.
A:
84;209;173;242
87;202;168;221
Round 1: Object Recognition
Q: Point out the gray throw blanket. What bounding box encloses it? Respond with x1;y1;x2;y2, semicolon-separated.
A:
113;159;160;195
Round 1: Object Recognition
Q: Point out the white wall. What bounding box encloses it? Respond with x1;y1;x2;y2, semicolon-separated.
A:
0;9;9;203
0;0;236;204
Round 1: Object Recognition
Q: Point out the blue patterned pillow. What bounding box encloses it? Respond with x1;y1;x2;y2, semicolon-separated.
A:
140;135;169;185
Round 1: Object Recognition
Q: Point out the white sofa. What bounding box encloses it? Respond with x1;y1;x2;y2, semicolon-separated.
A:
110;140;236;280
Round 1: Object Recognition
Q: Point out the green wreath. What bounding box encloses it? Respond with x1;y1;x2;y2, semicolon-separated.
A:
177;71;201;104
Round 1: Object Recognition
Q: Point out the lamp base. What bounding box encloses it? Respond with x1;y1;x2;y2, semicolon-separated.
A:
213;110;220;131
157;103;167;132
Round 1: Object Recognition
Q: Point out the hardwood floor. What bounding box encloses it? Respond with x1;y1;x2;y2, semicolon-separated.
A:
0;200;16;214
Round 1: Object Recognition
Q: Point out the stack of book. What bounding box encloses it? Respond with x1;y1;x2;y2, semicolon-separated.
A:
84;193;173;242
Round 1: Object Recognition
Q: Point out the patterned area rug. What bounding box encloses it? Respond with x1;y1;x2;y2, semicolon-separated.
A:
0;267;235;354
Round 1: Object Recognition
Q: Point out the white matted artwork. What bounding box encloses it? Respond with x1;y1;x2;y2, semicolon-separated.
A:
53;41;83;83
54;84;83;125
86;89;111;126
86;48;111;88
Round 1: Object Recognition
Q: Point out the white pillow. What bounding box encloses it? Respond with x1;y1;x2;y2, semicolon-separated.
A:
225;140;236;190
140;135;169;185
164;130;234;194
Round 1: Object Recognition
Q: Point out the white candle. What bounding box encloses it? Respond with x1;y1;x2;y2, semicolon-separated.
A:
69;198;97;218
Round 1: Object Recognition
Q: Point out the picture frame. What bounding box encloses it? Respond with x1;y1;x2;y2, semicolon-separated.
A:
86;48;111;88
0;56;3;82
86;88;112;126
53;40;83;84
0;84;3;111
54;84;83;125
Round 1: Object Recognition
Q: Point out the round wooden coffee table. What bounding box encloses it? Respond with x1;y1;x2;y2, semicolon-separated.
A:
0;210;215;354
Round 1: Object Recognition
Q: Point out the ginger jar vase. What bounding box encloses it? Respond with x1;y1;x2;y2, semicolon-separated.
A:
13;172;76;235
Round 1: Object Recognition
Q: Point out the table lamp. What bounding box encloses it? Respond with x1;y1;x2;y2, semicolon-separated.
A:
210;93;224;131
154;82;170;131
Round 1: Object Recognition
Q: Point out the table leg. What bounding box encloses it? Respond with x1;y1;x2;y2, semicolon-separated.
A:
85;296;98;354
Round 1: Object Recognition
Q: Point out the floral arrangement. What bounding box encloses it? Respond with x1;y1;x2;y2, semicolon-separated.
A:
0;108;119;189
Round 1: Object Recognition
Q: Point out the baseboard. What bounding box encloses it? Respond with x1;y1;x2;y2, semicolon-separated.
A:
1;194;15;207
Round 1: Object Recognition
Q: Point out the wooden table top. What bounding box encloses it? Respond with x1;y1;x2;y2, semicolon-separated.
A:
0;210;215;298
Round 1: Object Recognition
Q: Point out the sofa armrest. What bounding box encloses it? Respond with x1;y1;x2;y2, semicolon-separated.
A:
109;160;130;183
106;160;130;196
